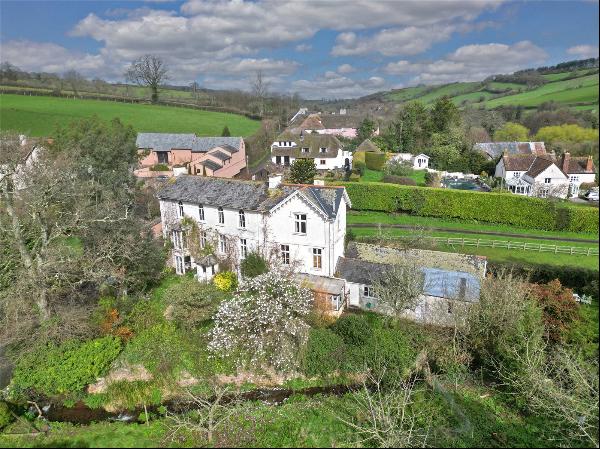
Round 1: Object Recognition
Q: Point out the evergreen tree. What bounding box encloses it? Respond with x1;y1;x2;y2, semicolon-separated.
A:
221;125;231;137
289;158;317;184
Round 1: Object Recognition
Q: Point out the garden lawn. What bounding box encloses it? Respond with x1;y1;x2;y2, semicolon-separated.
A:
0;94;260;137
353;228;599;269
347;211;599;241
359;168;384;182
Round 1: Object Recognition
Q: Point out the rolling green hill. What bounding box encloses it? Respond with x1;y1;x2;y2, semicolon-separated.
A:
0;93;261;137
377;68;599;112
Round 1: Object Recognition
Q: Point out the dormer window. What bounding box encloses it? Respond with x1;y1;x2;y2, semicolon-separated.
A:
319;147;327;153
302;147;310;153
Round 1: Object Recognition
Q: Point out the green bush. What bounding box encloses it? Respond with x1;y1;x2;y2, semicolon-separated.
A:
11;336;122;397
331;314;373;346
338;182;599;232
240;252;269;278
382;175;417;185
365;152;387;170
301;328;347;377
150;163;169;171
488;261;599;299
0;401;14;430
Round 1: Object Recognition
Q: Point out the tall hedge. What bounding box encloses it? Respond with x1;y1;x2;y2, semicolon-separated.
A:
339;182;599;233
365;152;387;171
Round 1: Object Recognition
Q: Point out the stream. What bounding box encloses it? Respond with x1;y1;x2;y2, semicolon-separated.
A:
34;384;361;425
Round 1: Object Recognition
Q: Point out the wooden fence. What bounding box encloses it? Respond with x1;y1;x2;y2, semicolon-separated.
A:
430;237;599;257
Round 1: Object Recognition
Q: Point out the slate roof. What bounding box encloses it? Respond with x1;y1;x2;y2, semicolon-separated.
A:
210;150;231;161
272;132;343;159
336;257;481;302
319;114;362;129
157;175;348;219
136;133;243;153
356;139;381;152
220;144;240;153
200;160;223;171
474;141;547;159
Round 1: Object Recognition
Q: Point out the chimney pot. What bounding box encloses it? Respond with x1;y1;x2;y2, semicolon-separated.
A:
586;155;594;172
562;152;571;173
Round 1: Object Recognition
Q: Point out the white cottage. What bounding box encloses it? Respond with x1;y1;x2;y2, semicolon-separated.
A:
495;154;570;198
558;153;596;197
270;131;352;171
157;176;351;310
390;153;430;170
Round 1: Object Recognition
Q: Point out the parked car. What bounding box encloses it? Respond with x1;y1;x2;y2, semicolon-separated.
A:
584;189;599;201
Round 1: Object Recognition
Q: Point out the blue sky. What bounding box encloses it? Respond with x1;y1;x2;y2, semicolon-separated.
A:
1;0;598;99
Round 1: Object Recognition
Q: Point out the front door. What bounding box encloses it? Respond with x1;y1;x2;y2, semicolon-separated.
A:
157;151;169;164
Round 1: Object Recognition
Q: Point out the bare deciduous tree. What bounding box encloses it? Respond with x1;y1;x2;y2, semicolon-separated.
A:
251;70;269;117
338;368;430;448
370;263;425;319
125;54;169;103
165;385;240;446
500;339;599;447
63;70;84;97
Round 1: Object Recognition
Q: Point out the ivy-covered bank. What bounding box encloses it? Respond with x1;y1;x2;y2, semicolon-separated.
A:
338;182;599;233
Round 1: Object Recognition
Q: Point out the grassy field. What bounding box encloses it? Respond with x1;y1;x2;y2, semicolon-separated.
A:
380;67;599;110
352;227;599;269
0;93;261;137
347;211;599;241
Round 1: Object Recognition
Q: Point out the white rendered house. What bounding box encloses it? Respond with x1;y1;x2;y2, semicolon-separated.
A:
390;153;430;170
495;154;571;198
270;131;352;171
157;175;350;285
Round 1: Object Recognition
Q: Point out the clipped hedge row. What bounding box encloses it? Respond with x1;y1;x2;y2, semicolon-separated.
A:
365;152;387;171
338;182;599;233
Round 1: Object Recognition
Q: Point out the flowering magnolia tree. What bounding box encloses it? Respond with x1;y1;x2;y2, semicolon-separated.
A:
208;271;313;372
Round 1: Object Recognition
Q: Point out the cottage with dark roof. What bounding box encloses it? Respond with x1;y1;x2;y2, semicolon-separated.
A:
287;112;379;139
493;151;592;198
335;243;486;326
136;133;246;179
474;141;549;160
157;175;351;311
270;130;352;170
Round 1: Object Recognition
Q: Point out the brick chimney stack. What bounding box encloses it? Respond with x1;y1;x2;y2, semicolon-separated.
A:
586;155;594;172
561;152;571;173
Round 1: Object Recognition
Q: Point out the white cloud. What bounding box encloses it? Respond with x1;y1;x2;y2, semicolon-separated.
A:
295;43;312;52
385;41;548;85
1;0;503;93
291;72;388;99
0;40;109;76
337;64;356;74
332;25;458;57
384;60;424;75
567;44;599;59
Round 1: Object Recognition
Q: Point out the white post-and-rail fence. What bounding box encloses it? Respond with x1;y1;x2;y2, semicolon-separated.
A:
429;237;599;257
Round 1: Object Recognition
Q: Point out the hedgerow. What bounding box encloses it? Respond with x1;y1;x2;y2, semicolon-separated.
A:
365;152;387;170
338;182;598;232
